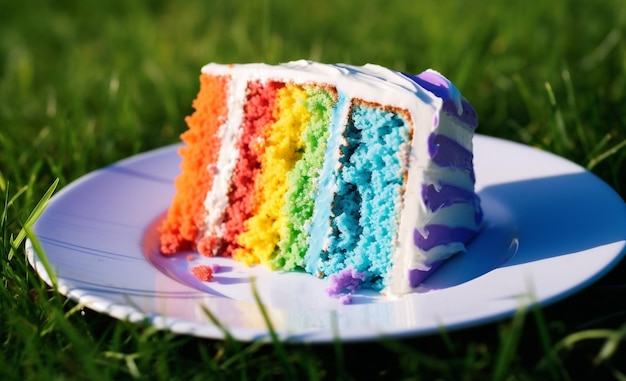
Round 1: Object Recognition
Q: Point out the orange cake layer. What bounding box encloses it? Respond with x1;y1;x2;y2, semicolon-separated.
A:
159;74;228;254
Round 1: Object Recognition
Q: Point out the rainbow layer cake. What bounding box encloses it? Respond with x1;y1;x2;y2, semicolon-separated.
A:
160;60;483;297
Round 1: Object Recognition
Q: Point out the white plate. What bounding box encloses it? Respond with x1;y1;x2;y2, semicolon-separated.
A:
26;135;626;342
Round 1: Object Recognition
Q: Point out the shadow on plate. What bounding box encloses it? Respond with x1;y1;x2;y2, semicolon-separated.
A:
423;172;626;290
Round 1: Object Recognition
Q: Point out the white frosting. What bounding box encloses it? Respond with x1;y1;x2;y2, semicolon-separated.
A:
200;76;247;246
389;114;478;295
197;60;478;296
201;61;440;113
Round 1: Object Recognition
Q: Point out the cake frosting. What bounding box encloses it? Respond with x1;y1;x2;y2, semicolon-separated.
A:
160;60;482;297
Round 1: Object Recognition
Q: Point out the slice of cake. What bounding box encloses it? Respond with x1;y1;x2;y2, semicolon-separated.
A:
159;60;482;297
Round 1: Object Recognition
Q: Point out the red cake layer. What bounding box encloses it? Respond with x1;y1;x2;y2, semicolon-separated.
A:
197;81;284;257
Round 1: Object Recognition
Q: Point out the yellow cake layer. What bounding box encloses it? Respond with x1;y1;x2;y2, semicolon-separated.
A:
233;84;312;265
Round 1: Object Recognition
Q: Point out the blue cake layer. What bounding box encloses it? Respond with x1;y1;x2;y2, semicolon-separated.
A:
307;103;410;290
304;93;350;275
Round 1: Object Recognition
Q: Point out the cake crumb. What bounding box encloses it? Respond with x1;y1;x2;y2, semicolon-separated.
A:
186;255;194;261
338;293;353;305
191;265;214;282
326;267;366;301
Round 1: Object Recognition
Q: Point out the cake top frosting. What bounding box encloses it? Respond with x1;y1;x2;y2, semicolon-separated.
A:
201;60;478;129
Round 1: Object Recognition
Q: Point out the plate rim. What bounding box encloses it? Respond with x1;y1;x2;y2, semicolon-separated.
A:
25;134;626;342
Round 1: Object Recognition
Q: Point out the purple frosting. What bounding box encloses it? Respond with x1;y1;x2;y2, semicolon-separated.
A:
428;134;475;182
408;260;444;288
422;183;483;224
402;71;478;128
422;183;475;211
413;225;478;251
400;69;481;290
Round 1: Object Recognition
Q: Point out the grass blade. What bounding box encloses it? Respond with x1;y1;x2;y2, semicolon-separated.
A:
587;138;626;171
23;224;57;287
491;303;527;381
9;178;59;260
199;304;241;350
251;279;297;379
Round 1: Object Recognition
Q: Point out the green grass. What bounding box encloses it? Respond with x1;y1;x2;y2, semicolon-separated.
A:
2;0;626;379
